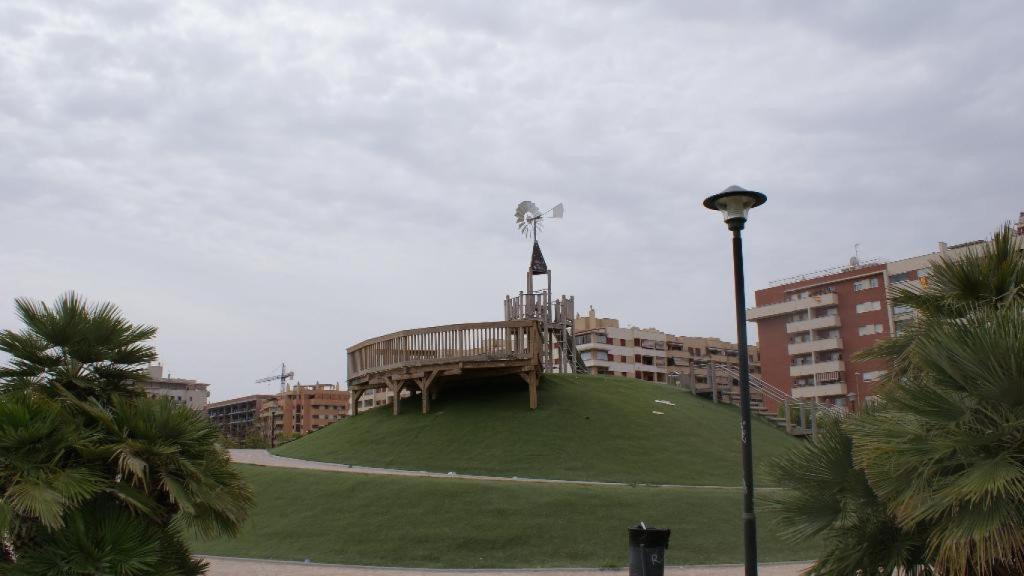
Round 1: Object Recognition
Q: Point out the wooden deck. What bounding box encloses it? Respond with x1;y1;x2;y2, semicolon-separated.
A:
346;320;544;415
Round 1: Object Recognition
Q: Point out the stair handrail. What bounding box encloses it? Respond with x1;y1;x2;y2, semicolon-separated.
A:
562;330;589;374
712;362;846;417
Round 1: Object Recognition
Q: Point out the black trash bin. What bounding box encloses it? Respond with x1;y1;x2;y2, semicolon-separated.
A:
628;523;671;576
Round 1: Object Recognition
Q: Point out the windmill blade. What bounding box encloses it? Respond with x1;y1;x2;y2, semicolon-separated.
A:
550;203;564;219
514;201;542;237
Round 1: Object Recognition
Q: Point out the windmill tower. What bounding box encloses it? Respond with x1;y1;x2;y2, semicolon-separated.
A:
504;202;584;374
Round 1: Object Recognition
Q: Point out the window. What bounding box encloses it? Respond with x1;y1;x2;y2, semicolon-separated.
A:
793;377;814;388
816;328;840;340
816;307;838;318
889;271;912;283
853;277;880;291
892;304;913;315
595;351;609;361
862;370;886;382
858;324;885;336
580;351;592;361
917;267;931;278
791;355;813;366
856;301;882;313
894;319;912;335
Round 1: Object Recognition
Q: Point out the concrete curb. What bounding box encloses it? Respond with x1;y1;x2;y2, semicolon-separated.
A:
200;555;813;574
229;450;782;491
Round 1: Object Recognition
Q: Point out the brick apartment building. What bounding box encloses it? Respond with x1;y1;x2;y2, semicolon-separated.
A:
260;382;349;438
571;307;760;389
748;238;997;411
206;383;349;442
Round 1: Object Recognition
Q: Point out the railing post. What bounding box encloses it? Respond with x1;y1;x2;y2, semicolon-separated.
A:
784;401;792;434
710;362;718;403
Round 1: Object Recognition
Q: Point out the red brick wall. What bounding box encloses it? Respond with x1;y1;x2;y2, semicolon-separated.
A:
753;263;890;409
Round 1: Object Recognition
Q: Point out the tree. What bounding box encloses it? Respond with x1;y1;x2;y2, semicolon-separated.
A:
0;292;252;575
0;292;157;402
849;304;1024;575
765;413;929;575
861;225;1024;381
767;226;1024;575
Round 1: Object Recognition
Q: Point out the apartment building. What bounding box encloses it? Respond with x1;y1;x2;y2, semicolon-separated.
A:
354;388;398;413
205;394;276;441
748;239;991;410
260;382;349;438
572;308;760;388
135;364;210;410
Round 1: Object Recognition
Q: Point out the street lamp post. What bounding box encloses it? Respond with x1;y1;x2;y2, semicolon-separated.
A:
703;185;767;576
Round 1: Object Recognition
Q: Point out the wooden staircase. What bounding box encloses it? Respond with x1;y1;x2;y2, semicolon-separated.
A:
690;363;840;438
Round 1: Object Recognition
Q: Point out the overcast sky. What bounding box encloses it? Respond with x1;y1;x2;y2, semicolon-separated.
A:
2;0;1021;401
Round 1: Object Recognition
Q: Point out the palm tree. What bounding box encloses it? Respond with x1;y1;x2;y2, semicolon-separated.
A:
0;293;252;575
0;391;104;562
860;224;1023;381
768;226;1024;575
765;413;930;575
849;303;1024;575
0;292;158;402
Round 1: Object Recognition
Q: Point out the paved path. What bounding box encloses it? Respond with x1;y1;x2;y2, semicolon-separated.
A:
229;450;771;491
204;556;812;576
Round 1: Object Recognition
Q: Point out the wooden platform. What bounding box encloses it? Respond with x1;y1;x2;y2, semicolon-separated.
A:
346;320;544;415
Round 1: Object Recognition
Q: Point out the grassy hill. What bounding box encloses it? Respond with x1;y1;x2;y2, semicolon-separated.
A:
193;464;814;568
274;374;799;486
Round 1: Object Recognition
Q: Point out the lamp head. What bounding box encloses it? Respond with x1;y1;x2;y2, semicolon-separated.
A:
703;185;767;230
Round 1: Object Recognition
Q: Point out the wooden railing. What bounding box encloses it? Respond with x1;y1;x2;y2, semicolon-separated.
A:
504;292;575;325
346;320;541;380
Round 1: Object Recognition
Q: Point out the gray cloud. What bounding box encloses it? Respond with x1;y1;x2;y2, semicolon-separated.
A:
2;0;1021;399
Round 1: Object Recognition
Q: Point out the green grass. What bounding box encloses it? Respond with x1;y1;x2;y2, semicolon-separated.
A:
275;374;799;486
193;464;813;568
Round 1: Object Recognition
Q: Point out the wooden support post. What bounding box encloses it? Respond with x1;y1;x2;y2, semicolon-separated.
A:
528;371;538;410
388;379;403;416
417;371;439;415
351;389;364;416
517;370;539;410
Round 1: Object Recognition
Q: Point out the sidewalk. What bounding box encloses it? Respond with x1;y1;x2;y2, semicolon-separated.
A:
204;556;812;576
228;450;766;491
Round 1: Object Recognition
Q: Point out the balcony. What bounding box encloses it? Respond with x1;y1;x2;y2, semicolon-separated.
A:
792;382;847;399
576;340;614;351
786;315;841;334
748;292;838;321
788;337;843;356
789;359;845;377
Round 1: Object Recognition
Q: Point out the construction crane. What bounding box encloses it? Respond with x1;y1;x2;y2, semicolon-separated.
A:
256;363;294;394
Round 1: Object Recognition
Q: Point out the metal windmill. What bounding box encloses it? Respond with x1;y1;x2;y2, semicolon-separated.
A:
507;201;582;375
514;201;564;242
